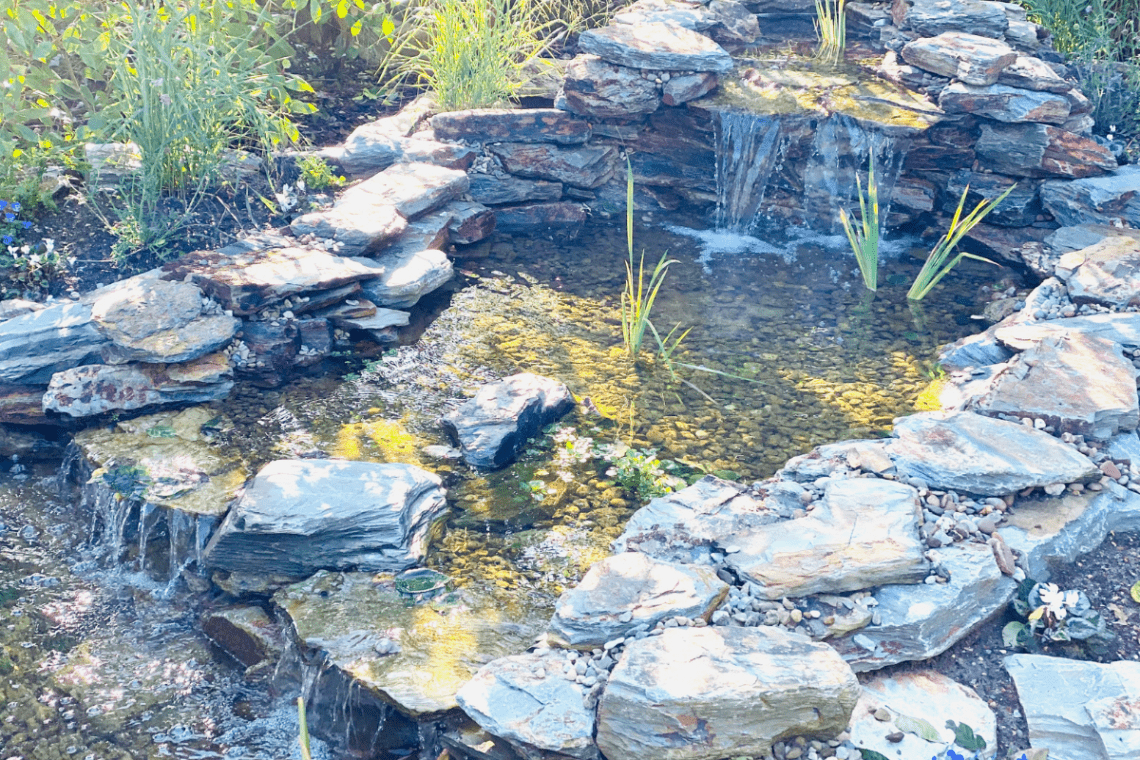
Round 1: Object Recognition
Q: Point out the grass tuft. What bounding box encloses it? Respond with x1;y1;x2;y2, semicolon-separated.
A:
840;152;880;292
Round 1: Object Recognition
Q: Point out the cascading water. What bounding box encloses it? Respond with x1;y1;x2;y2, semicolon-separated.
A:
714;111;785;233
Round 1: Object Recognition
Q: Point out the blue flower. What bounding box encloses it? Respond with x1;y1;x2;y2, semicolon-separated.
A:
11;202;19;212
21;221;30;229
946;751;966;760
2;235;11;245
0;200;7;210
3;213;13;223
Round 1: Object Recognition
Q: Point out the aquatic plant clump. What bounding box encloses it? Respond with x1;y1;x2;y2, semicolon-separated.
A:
814;0;847;66
840;152;880;292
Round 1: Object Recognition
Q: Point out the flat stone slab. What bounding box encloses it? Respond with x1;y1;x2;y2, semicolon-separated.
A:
89;276;240;364
726;478;928;599
162;241;380;316
466;174;563;206
456;651;599;760
850;671;997;759
1057;236;1140;307
578;22;733;73
488;143;619;189
71;406;247;517
1006;654;1140;760
998;55;1074;93
595;626;860;760
494;202;588;237
901;32;1016;85
274;571;551;717
829;542;1016;672
887;411;1099;496
939;82;1070;124
201;605;284;668
963;332;1138;440
338;135;477;176
976;123;1117;178
996;313;1140;350
430;108;590;145
891;0;1008;38
0;301;108;385
444;200;496;245
289;201;408;257
203;459;449;577
337;161;469;220
440;373;575;470
663;71;719;106
548;553;728;648
613;475;777;564
1041;166;1140;227
562;55;662;119
353;249;454;309
43;353;234;417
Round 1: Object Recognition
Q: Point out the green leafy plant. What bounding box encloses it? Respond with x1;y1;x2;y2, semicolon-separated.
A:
296;154;345;190
597;443;682;501
814;0;847;66
906;183;1015;301
298;695;313;760
1003;579;1115;652
379;0;556;111
840;152;880;292
621;163;689;361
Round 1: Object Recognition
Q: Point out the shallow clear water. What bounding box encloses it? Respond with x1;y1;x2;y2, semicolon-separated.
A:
0;215;1007;758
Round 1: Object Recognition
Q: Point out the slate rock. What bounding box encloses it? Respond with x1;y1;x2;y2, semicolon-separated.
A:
613;475;777;564
939;81;1070;124
1001;484;1140;580
493;202;588;237
1005;655;1140;760
430;108;590;145
488;143;619;189
440;373;574;470
274;570;551;717
43;353;234;417
376;209;452;258
997;55;1073;93
548;552;728;648
887;411;1099;495
1045;224;1140;263
663;72;719;106
595;626;860;760
162;240;380;316
578;22;734;73
975;122;1117;178
337;134;478;176
561;55;661;119
849;671;997;759
353;249;454;309
900;32;1016;85
456;651;599;760
289;201;408;257
1006;18;1043;51
201;606;285;669
1056;236;1140;308
466;174;564;206
444;200;496;245
1040;165;1140;227
943;171;1042;227
962;332;1138;440
89;276;239;364
938;328;1014;370
0;299;43;321
203;459;449;577
336;162;470;220
610;0;762;47
0;302;108;385
0;385;51;425
891;0;1008;38
725;478;927;599
995;312;1140;351
235;320;300;388
829;543;1016;671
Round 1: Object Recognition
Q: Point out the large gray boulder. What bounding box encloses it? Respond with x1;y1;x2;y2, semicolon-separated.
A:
203;459;449;577
548;552;728;648
887;411;1100;495
0;301;108;384
613;475;778;564
975;123;1117;178
725;478;928;599
900;32;1016;85
1056;236;1140;308
891;0;1008;38
441;373;574;470
1006;654;1140;760
456;651;599;760
595;626;860;760
577;22;733;73
1040;166;1140;227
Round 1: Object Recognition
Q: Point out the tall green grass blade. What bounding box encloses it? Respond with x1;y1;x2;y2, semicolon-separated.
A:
814;0;847;66
907;182;1017;301
840;151;880;292
298;696;313;760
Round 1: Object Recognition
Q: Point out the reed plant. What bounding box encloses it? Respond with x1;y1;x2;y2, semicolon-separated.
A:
840;152;880;292
298;696;313;760
620;163;690;362
906;183;1016;301
814;0;847;67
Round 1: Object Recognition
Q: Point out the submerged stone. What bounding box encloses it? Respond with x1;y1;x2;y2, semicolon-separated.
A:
456;651;599;760
203;459;448;577
274;571;551;717
441;373;575;470
595;626;860;760
548;552;728;648
887;411;1099;495
201;605;284;669
725;478;927;599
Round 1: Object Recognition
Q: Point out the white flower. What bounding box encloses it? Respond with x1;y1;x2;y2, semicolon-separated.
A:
297;178;306;194
1038;583;1068;619
29;254;41;265
42;239;54;254
1064;590;1081;608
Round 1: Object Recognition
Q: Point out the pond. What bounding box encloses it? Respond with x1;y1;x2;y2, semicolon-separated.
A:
0;213;1008;759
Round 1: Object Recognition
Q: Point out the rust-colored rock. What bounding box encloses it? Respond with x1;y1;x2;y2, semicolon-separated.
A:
976;122;1117;178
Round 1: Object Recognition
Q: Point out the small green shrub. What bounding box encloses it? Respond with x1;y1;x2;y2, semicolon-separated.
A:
297;154;345;190
1003;579;1115;653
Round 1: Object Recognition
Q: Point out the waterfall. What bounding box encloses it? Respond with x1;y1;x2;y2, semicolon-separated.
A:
714;111;785;233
